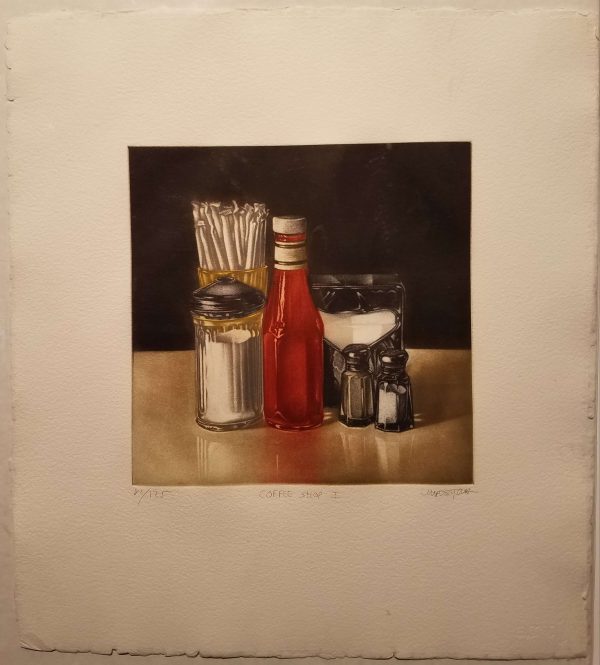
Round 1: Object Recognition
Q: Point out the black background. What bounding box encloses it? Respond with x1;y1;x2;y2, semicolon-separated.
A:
130;143;471;351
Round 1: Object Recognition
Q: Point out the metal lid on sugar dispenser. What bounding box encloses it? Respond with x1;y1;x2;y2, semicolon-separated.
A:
191;276;265;320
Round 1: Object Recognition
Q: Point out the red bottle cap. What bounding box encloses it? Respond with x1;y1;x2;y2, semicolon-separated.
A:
273;216;306;235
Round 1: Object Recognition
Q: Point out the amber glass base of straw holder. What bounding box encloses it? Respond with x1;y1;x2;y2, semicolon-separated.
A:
197;266;269;294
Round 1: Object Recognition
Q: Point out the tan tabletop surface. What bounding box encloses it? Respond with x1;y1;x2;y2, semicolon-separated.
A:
132;349;472;486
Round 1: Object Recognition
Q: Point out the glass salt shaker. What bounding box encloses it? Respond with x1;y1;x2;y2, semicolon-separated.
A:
191;276;265;431
375;349;414;432
339;344;374;427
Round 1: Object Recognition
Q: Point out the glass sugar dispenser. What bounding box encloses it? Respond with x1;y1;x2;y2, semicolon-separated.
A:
375;349;414;432
339;344;374;427
191;276;265;431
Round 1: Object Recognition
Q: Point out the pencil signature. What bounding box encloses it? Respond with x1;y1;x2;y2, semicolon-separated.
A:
423;487;476;499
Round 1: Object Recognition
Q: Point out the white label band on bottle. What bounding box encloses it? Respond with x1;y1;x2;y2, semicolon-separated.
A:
274;244;307;270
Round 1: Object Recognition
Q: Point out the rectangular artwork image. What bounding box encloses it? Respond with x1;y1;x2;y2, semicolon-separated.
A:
130;143;472;485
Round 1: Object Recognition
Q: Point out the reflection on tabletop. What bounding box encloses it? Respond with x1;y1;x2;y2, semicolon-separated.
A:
193;413;449;484
132;349;472;486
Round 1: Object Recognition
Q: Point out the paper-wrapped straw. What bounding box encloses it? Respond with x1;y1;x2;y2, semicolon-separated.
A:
221;213;237;270
231;202;244;269
192;200;268;272
208;203;223;237
258;214;266;265
245;225;257;270
211;228;226;268
199;226;215;271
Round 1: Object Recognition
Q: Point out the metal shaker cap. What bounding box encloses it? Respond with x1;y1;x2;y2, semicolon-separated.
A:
343;344;371;370
379;348;409;370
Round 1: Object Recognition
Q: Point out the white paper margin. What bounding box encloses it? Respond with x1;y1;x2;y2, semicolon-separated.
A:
7;6;598;659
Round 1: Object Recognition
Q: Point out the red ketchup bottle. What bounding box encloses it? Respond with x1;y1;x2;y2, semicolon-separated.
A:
263;216;324;430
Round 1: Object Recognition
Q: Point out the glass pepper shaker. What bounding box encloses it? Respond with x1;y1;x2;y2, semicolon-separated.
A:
375;349;414;432
191;276;265;431
339;344;374;427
